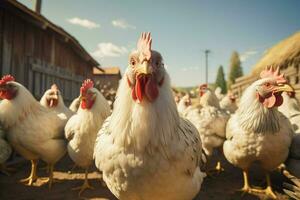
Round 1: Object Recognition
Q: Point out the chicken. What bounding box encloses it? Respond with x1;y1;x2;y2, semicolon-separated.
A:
277;91;300;178
223;67;294;198
69;96;81;113
214;87;224;101
65;79;110;196
177;94;192;115
185;84;229;173
40;84;74;120
278;91;300;133
0;75;67;188
0;124;12;175
94;32;206;200
219;91;238;114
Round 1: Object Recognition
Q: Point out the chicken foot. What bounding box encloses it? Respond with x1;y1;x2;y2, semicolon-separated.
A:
251;173;277;199
19;159;38;185
72;168;94;196
40;164;59;189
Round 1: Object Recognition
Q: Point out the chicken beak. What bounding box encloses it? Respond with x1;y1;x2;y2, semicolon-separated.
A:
136;61;152;76
80;95;86;101
53;94;58;100
274;84;294;93
78;94;83;101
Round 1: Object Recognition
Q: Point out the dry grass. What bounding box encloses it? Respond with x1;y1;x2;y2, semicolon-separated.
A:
252;31;300;74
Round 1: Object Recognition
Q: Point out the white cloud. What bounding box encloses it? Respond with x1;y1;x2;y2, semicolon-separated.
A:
91;43;128;59
67;17;100;29
181;66;200;71
112;19;136;29
240;50;258;62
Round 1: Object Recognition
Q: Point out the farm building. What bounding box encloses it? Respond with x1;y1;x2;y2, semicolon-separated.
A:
93;67;122;91
0;0;102;104
231;31;300;99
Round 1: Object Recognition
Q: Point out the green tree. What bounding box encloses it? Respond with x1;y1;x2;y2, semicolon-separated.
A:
215;65;227;94
228;51;243;89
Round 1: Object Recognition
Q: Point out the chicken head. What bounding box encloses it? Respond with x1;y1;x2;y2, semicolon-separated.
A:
256;67;293;108
80;79;96;109
126;32;165;103
0;75;17;100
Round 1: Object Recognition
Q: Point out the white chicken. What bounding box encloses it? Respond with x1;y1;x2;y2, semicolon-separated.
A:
278;91;300;133
185;84;229;173
223;67;294;198
177;94;192;115
0;75;67;188
65;79;110;195
0;124;12;175
278;91;300;178
214;87;224;101
40;84;74;120
94;33;206;200
219;91;238;114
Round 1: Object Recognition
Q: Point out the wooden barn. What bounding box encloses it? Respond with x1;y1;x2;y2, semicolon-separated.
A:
93;67;122;91
0;0;102;104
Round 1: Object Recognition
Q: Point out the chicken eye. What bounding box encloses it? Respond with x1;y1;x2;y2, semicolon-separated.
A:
130;58;136;66
155;61;160;67
264;83;271;87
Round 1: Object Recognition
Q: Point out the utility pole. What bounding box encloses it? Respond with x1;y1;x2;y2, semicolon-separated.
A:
205;49;211;85
34;0;42;14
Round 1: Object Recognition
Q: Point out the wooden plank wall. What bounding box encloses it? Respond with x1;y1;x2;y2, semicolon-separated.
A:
0;7;94;105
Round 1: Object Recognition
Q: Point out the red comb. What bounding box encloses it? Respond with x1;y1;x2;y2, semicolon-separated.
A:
199;84;208;89
260;66;286;84
0;75;15;85
80;79;94;94
51;84;58;91
137;32;152;61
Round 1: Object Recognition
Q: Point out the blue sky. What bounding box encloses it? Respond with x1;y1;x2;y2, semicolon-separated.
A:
18;0;300;87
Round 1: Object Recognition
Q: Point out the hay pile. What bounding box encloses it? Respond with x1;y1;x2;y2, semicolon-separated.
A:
252;31;300;74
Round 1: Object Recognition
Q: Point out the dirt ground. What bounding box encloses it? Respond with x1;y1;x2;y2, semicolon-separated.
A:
0;153;291;200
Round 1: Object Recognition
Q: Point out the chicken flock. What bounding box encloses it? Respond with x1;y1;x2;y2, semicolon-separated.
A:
0;32;299;200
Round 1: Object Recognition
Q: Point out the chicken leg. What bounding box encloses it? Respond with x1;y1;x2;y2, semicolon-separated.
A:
239;170;251;193
40;164;58;189
72;168;94;196
215;161;224;173
251;173;277;199
20;159;38;185
207;160;224;176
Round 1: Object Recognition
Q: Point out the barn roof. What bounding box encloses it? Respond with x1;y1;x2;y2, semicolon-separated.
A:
93;67;122;77
252;31;300;74
4;0;103;71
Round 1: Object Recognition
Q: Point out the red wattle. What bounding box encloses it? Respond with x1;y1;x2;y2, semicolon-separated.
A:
135;76;144;102
145;77;159;102
81;99;95;109
263;94;276;108
260;92;283;108
132;89;137;101
132;75;160;103
274;93;283;107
